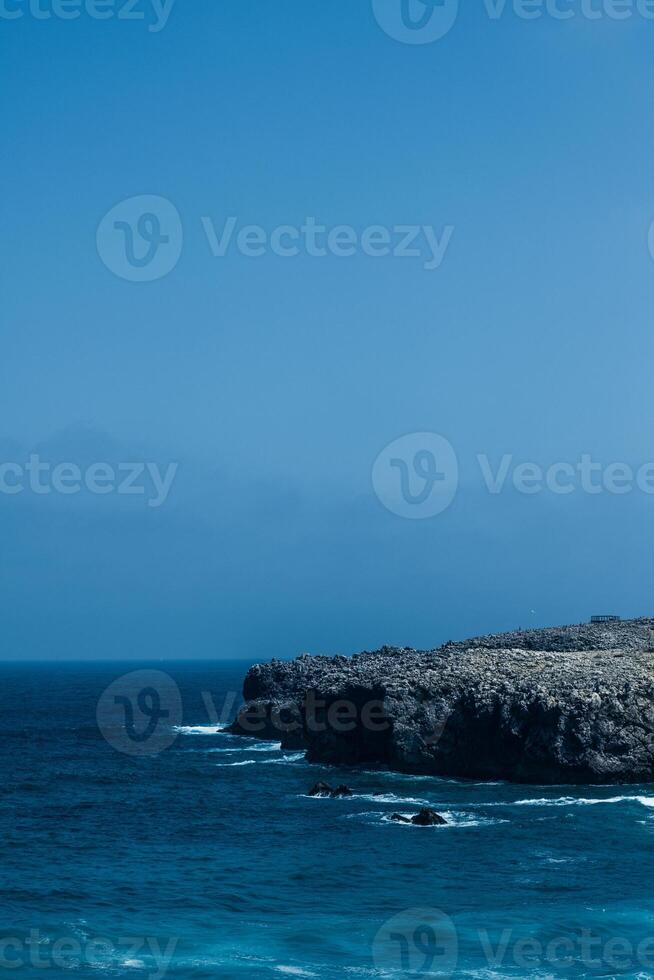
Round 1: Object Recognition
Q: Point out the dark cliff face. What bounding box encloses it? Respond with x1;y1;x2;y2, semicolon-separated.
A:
231;620;654;784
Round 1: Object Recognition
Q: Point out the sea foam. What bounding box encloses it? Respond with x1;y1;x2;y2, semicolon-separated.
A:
174;725;230;735
512;795;654;808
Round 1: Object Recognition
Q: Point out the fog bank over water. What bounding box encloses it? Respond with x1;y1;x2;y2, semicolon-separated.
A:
0;424;650;661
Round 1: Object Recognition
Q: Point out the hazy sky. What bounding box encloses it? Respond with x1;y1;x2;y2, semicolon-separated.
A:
2;1;654;660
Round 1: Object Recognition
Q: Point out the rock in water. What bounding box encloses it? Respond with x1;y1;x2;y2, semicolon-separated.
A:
307;782;353;798
390;809;447;826
411;808;447;826
231;619;654;784
308;782;333;797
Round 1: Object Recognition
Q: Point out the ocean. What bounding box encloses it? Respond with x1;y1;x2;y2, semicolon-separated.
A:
3;660;654;979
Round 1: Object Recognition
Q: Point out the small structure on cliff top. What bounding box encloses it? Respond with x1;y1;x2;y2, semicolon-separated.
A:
590;615;621;624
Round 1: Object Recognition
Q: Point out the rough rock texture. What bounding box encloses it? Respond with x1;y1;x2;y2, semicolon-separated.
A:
231;619;654;784
308;782;353;798
391;809;447;826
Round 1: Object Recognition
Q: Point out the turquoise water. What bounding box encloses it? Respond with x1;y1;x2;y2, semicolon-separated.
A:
2;661;654;978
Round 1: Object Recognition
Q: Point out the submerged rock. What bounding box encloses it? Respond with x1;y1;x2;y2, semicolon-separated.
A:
308;782;353;798
308;782;333;797
391;808;447;826
231;618;654;785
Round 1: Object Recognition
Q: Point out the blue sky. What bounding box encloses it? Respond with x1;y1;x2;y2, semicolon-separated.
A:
2;1;654;659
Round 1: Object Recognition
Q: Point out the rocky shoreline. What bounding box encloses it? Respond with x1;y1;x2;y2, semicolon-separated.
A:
230;619;654;784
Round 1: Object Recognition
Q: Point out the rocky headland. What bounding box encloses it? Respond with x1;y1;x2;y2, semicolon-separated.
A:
230;618;654;784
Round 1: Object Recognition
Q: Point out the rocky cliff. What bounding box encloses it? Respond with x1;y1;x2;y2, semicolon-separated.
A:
230;619;654;784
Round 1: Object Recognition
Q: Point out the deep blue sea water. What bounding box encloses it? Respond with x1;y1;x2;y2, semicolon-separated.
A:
3;661;654;979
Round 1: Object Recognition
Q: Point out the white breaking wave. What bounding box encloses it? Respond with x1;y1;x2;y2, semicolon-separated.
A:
174;725;230;735
353;793;431;805
275;967;319;978
512;795;654;808
301;792;430;805
379;810;505;829
360;769;460;783
259;753;306;764
207;743;282;754
438;810;508;828
214;760;257;767
343;810;505;829
215;752;305;769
